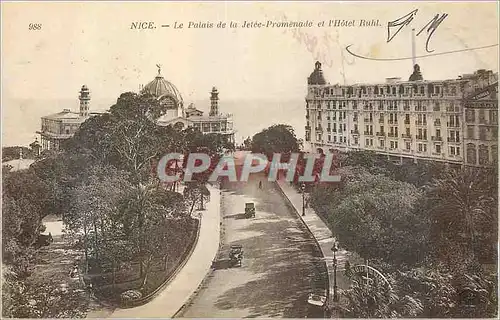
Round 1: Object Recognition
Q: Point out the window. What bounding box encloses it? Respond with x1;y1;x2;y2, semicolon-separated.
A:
328;135;331;141
334;136;337;143
406;142;411;150
344;137;347;143
478;145;489;165
479;109;486;124
354;137;359;145
466;109;475;122
380;139;385;147
490;110;498;124
343;123;347;131
467;126;474;139
436;144;441;154
365;138;370;145
436;129;441;137
467;143;476;164
479;127;487;140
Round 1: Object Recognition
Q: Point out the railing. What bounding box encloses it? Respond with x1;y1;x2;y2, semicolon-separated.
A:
448;137;460;143
402;134;412;139
376;132;386;137
431;136;442;141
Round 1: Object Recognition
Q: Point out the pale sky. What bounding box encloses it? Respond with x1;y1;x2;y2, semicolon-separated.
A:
1;1;498;145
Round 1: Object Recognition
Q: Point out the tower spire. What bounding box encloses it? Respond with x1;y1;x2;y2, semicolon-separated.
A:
156;64;162;76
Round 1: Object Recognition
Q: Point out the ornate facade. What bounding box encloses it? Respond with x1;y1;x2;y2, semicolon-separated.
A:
305;62;498;167
37;66;235;150
37;85;96;150
141;66;235;144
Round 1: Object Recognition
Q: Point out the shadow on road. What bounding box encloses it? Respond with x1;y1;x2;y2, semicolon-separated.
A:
215;179;328;318
224;213;248;220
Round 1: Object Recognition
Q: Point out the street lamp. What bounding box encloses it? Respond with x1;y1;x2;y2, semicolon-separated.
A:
301;183;306;216
332;241;339;302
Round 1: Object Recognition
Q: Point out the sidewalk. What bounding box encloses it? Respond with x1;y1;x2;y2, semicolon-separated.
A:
275;179;363;301
107;184;221;318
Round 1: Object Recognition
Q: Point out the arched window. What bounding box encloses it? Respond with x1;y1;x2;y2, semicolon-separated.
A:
466;143;477;164
478;145;489;165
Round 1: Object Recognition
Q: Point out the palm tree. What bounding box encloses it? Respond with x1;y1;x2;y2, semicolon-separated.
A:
426;166;497;262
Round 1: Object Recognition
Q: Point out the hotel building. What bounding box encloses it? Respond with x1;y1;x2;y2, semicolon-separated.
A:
305;62;498;167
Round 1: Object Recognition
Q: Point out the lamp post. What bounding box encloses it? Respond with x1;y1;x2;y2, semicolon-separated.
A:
332;241;339;302
301;183;306;216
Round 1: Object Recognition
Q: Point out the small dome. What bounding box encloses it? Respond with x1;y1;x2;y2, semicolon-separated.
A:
308;61;327;85
142;66;183;106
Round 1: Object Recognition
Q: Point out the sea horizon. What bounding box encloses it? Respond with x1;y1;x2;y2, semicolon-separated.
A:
2;97;306;148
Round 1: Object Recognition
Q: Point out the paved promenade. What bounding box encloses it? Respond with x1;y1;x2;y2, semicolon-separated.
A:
275;179;363;301
107;183;221;318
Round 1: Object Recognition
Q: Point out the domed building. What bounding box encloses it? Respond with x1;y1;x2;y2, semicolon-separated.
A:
141;65;185;120
141;65;235;145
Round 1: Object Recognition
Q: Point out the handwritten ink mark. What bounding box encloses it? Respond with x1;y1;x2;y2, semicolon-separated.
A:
345;43;498;61
416;13;449;53
387;9;418;43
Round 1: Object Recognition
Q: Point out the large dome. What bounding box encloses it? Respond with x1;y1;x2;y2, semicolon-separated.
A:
142;66;183;107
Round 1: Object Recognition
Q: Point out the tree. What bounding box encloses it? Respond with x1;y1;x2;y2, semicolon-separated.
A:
251;124;301;159
426;166;497;266
312;169;428;265
183;182;210;214
341;278;423;318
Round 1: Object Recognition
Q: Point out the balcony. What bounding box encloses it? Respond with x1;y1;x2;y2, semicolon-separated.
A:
403;105;411;111
434;121;441;126
351;129;360;135
402;134;412;139
364;119;374;123
379;118;384;123
447;122;460;128
415;121;427;126
376;132;386;137
326;117;330;120
305;126;311;130
388;133;398;138
404;119;410;125
448;137;460;143
364;131;374;136
416;135;428;141
306;115;310;119
431;136;442;141
315;126;323;131
353;118;358;122
327;128;331;132
388;119;398;125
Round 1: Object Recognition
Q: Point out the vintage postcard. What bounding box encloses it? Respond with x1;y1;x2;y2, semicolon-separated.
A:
1;1;498;318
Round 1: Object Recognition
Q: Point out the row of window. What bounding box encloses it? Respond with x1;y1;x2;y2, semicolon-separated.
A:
465;109;498;124
310;84;460;98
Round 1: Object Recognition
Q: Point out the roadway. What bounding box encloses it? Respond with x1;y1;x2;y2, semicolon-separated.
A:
179;172;328;318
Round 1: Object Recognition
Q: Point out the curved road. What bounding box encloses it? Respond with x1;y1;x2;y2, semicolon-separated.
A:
179;172;328;318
